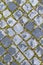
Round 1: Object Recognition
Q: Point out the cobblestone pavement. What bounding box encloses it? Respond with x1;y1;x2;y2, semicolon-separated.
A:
0;0;43;65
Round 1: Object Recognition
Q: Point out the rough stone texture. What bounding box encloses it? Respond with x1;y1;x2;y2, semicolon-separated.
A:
0;0;43;65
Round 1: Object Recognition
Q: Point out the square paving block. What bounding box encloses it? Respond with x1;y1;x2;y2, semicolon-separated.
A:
13;23;23;34
7;28;15;37
28;10;38;19
16;0;26;6
36;5;43;14
13;35;22;45
24;49;34;59
29;0;38;6
14;52;24;63
8;45;18;56
0;20;7;28
0;30;6;40
7;17;16;27
23;3;32;13
28;38;38;48
21;60;30;65
8;2;17;12
3;54;12;63
20;31;31;40
1;37;12;48
0;46;5;56
3;9;11;18
31;57;41;65
32;28;43;38
13;10;23;20
25;22;34;31
18;41;28;52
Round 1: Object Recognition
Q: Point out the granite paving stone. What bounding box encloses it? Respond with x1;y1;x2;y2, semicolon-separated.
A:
0;0;43;65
